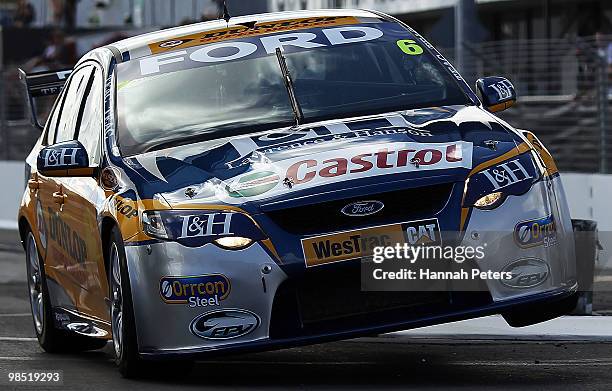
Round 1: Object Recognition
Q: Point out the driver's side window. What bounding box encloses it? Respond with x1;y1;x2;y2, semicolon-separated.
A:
44;65;93;146
76;67;103;165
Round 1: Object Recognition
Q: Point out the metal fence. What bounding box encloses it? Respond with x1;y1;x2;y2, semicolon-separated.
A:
444;36;612;173
1;36;611;171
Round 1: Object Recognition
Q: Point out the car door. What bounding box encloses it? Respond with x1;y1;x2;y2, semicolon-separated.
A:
38;64;107;319
52;64;109;321
36;65;93;313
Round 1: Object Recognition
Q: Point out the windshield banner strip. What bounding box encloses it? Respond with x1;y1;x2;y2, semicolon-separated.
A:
120;23;389;82
147;16;362;55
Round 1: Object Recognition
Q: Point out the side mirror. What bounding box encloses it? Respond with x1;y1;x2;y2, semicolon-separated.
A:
476;76;517;113
37;141;95;177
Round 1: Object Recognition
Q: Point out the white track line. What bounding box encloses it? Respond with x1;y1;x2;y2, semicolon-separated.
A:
0;313;31;317
0;337;37;342
0;357;38;361
451;359;612;367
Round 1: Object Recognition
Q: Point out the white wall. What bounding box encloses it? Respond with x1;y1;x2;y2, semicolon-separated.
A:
561;173;612;269
0;161;23;230
561;173;604;227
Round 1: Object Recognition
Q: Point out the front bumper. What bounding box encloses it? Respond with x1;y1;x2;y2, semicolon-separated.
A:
125;178;578;357
137;285;576;359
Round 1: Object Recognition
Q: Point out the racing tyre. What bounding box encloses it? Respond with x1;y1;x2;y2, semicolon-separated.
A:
25;230;107;352
109;226;143;378
502;292;579;327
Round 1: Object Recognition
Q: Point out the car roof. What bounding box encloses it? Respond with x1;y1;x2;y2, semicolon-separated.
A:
108;9;388;61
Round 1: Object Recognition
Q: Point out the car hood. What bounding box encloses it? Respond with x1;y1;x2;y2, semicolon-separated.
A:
121;105;524;212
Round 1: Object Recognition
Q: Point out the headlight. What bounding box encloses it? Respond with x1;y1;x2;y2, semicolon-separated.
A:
463;153;539;209
142;211;168;239
214;237;253;250
142;210;265;249
473;192;504;209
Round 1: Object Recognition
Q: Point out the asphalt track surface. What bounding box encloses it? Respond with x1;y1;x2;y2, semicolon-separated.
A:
1;249;612;390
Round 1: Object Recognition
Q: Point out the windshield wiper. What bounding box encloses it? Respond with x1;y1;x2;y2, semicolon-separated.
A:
275;48;303;126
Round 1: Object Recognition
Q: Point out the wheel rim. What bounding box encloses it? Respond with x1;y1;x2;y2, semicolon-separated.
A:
110;243;123;359
26;233;44;335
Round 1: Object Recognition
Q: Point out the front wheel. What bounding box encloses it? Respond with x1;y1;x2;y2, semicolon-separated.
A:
108;226;142;378
502;293;578;327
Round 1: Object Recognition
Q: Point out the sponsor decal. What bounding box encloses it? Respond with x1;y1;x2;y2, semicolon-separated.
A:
226;171;280;198
301;218;441;267
41;148;79;168
151;211;264;247
226;125;437;169
137;24;383;77
159;39;192;49
114;198;138;219
403;218;441;245
225;141;471;201
54;312;70;328
148;16;360;54
160;274;230;307
501;258;550;289
190;309;260;340
488;79;514;101
46;207;87;265
179;212;233;239
101;167;120;190
341;200;384;217
480;159;532;190
285;143;468;185
514;215;557;249
36;199;47;250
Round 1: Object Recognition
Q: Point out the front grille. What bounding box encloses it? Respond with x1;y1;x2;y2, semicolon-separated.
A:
269;263;455;339
269;261;494;339
265;183;454;236
297;266;449;324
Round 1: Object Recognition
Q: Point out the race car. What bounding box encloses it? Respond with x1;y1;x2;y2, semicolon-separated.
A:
18;9;579;377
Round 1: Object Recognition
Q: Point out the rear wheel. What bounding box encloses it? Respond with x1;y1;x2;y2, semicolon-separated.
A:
25;230;107;352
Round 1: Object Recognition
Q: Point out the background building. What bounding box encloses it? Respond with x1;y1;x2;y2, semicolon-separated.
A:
269;0;612;42
0;0;611;238
0;0;268;29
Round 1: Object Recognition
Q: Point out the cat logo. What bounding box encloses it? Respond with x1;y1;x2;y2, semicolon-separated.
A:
402;218;441;245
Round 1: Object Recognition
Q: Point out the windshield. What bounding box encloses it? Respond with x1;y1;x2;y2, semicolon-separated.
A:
116;19;471;155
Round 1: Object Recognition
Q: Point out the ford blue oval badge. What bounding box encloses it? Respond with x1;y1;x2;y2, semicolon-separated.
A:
341;200;384;217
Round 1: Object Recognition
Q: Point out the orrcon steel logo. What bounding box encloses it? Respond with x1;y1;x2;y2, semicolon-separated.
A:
514;214;557;248
190;309;260;340
159;274;231;308
341;200;384;216
226;171;280;198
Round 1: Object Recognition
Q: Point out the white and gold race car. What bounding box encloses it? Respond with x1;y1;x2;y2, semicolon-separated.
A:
18;9;579;377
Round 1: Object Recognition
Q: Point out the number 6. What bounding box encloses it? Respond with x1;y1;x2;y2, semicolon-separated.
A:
397;39;424;55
